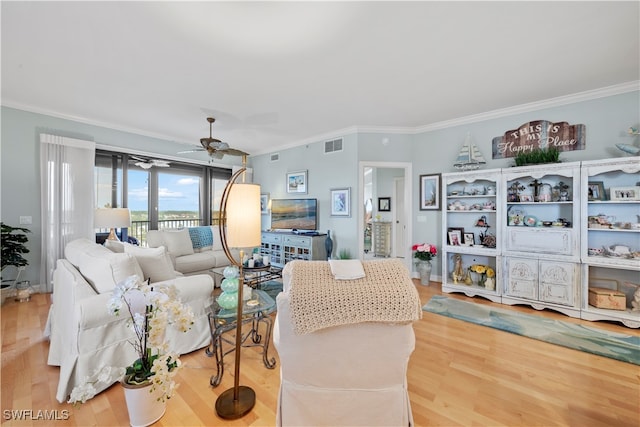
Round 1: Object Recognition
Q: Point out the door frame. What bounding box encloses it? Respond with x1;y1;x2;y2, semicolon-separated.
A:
358;161;412;271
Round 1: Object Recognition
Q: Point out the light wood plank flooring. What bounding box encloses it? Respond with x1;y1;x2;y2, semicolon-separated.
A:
2;281;639;426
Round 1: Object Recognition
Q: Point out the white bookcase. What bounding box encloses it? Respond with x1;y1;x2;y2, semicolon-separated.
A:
579;157;640;328
441;169;502;303
500;162;582;318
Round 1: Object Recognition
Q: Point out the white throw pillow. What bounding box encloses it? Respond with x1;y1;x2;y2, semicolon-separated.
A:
162;229;194;257
124;245;176;283
78;252;143;294
210;226;224;252
104;239;125;253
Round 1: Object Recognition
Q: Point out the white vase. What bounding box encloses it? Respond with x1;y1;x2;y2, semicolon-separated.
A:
122;379;167;427
415;260;432;286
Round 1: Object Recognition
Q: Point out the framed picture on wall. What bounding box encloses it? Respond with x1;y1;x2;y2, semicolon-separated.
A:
330;187;351;216
419;173;441;210
286;170;308;194
260;193;270;214
378;197;391;212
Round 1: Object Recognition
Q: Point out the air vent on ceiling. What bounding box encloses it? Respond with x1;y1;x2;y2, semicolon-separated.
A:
324;138;343;154
270;153;280;162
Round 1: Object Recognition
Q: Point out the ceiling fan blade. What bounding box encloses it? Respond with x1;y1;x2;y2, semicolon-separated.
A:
135;162;153;170
178;148;206;154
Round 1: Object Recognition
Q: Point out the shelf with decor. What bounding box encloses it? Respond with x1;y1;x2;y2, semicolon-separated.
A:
580;157;640;328
501;162;581;318
441;169;502;302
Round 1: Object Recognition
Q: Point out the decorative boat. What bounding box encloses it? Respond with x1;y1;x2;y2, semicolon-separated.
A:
454;133;486;171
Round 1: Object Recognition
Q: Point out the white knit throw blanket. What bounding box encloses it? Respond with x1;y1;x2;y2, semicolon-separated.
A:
287;259;422;335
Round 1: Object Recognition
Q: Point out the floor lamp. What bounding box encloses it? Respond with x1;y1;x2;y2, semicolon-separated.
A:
215;163;261;420
94;208;131;241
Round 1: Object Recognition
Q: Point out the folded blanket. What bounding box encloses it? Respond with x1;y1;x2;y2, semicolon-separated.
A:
328;259;366;280
286;259;422;334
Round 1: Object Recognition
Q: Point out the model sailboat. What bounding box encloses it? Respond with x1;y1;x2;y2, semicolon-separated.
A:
453;133;486;171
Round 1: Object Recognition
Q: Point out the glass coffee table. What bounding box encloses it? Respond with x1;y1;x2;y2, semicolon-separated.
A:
205;289;277;387
210;265;283;289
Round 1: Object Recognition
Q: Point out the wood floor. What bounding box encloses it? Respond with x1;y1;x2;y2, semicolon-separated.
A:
2;281;639;427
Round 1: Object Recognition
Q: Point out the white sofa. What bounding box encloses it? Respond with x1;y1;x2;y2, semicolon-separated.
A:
273;260;421;427
146;226;239;278
45;238;214;403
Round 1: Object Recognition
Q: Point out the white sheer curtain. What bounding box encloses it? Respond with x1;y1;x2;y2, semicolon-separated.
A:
40;134;95;292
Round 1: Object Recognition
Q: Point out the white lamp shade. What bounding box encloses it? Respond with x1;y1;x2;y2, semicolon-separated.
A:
226;184;261;248
94;208;131;229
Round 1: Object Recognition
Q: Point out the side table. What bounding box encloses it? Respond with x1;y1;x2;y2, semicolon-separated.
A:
206;289;277;387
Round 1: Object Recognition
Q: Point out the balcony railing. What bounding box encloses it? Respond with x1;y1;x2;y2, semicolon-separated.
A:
129;218;221;247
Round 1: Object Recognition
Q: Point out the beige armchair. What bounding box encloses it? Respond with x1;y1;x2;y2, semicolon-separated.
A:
273;260;421;427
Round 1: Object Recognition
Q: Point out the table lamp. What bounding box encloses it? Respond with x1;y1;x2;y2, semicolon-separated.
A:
94;208;131;241
215;162;261;420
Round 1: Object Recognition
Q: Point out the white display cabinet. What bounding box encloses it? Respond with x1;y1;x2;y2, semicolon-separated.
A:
580;157;640;328
500;162;581;317
441;169;502;302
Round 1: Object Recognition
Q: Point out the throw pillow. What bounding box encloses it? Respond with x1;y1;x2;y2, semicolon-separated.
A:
188;226;213;249
104;239;125;253
162;229;194;257
210;225;224;251
124;245;176;283
78;252;143;294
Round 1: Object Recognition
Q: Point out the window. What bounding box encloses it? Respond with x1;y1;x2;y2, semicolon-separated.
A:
95;150;231;245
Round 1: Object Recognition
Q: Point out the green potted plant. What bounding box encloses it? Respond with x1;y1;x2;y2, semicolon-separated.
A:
513;147;560;166
1;222;31;287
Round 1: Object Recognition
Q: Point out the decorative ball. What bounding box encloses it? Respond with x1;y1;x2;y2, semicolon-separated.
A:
220;277;239;293
223;265;239;279
217;292;238;309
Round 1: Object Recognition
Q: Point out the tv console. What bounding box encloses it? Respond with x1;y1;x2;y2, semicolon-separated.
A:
260;231;328;267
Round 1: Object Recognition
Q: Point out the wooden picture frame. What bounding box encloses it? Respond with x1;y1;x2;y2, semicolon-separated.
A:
610;186;640;201
419;173;441;210
378;197;391;212
463;232;475;246
447;227;464;246
330;187;351;217
587;181;606;201
286;170;307;194
260;193;270;214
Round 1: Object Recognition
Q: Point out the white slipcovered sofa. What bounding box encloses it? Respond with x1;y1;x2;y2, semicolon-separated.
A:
146;226;239;278
274;259;421;427
45;238;214;403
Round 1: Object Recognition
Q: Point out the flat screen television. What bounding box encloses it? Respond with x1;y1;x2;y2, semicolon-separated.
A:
270;198;318;231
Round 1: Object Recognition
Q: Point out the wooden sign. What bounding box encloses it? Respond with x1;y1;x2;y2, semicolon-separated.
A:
492;120;585;159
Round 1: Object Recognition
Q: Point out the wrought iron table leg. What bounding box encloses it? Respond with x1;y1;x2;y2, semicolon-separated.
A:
259;315;276;369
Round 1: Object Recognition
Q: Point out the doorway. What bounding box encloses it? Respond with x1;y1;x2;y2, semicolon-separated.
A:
358;161;412;272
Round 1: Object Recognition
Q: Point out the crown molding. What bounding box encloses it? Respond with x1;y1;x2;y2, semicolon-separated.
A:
1;100;193;145
4;80;638;157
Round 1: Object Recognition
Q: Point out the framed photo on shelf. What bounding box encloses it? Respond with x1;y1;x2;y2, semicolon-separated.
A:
610;186;640;201
330;187;351;216
378;197;391;212
419;173;441;210
463;232;475;246
447;227;464;246
587;181;606;201
260;193;270;214
286;170;308;194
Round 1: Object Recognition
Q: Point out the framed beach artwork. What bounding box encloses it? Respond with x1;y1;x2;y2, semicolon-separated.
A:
420;173;441;210
287;170;308;194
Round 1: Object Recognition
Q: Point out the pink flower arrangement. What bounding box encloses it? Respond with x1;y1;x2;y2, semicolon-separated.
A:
412;243;437;261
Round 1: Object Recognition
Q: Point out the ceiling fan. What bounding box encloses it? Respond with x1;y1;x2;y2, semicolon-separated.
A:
179;117;249;159
130;156;171;169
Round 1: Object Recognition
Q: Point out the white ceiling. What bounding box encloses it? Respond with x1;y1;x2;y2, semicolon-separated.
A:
2;1;639;157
